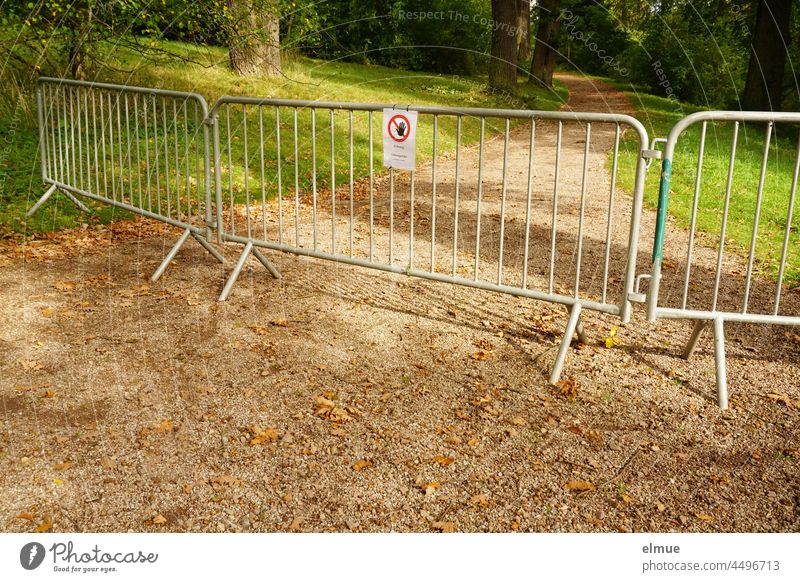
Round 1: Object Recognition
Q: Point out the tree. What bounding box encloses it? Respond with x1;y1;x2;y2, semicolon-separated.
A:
516;0;532;65
742;0;793;111
488;0;519;92
530;0;561;87
227;0;281;77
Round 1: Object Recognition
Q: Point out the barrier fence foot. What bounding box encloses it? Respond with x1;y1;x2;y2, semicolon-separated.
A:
219;243;282;301
713;317;728;410
27;184;90;218
549;303;583;385
682;320;707;360
151;228;226;283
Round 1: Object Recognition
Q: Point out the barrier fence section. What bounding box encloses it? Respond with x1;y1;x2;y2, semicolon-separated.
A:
210;97;650;382
648;111;800;409
30;77;224;281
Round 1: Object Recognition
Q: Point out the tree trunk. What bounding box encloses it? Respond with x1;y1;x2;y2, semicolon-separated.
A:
228;0;281;77
741;0;792;111
530;0;561;87
488;0;519;93
516;0;531;64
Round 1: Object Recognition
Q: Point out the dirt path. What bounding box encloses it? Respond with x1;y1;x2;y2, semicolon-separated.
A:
0;75;798;534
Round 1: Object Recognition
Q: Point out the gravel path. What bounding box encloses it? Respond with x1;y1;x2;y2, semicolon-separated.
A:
1;75;798;533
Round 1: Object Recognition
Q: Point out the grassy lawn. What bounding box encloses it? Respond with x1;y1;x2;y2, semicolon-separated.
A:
1;40;568;239
615;87;800;287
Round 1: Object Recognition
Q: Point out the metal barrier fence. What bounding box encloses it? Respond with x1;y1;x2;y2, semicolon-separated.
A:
30;78;224;280
648;111;800;408
209;97;651;382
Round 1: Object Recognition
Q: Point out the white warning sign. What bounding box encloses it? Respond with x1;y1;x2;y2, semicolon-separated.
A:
382;108;418;171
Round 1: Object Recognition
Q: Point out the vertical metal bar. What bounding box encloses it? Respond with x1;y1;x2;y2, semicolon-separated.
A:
409;169;415;269
713;317;728;410
276;108;283;245
162;98;171;218
601;124;620;303
243;104;251;238
330;109;336;255
681;122;708;309
474;117;485;281
742;122;773;313
774;133;800;315
56;86;64;184
69;87;76;188
259;106;267;240
125;95;133;206
431;114;438;272
452;115;462;277
549;121;563;295
76;87;84;191
294;108;300;246
711;122;739;311
522;121;535;290
184;101;190;222
497;118;510;285
83;90;91;193
349;110;354;257
172;100;180;221
202;105;213;242
153;96;161;214
117;92;124;202
574;123;591;297
91;88;100;196
36;87;48;182
194;104;200;228
213;112;224;243
109;93;117;202
311;108;318;250
143;96;152;212
226;105;234;235
134;96;142;209
389;168;395;264
369;111;374;262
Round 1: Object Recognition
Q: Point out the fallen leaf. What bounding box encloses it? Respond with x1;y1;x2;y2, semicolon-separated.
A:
41;389;56;398
423;482;441;496
289;516;304;531
210;475;242;486
432;455;454;466
152;514;167;525
469;494;490;507
432;521;455;533
555;378;579;400
52;478;64;486
352;459;373;472
564;480;594;492
53;280;77;292
695;512;714;522
604;326;621;349
511;416;527;426
470;350;492;361
16;513;35;521
467;437;479;447
156;419;175;433
766;393;795;409
54;461;73;471
40;307;54;318
21;360;44;371
620;493;633;504
34;517;53;533
567;425;583;434
656;502;666;513
249;427;279;445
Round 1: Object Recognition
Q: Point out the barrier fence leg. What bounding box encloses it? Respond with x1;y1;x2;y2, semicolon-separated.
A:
682;320;707;359
219;242;281;301
713;317;729;410
549;303;582;385
151;228;226;283
26;184;89;217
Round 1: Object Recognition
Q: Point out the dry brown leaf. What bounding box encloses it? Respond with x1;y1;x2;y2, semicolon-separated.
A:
314;395;352;423
510;416;527;426
16;512;35;521
152;514;167;525
567;425;583;434
695;512;714;522
21;360;44;371
423;482;441;496
564;480;594;492
156;419;175;433
41;389;56;398
34;516;53;533
289;516;304;531
432;455;454;466
40;307;54;318
432;521;456;533
210;475;242;486
620;493;632;504
53;280;77;292
555;378;579;400
54;461;73;471
467;437;479;447
249;427;279;446
766;393;795;409
352;459;373;472
248;325;268;335
656;502;666;513
470;350;492;361
469;494;490;507
473;339;494;351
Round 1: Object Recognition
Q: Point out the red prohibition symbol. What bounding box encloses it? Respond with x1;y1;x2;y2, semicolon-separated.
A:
388;114;411;142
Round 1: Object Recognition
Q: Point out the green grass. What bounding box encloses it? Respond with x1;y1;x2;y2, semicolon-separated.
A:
1;39;568;239
614;85;800;288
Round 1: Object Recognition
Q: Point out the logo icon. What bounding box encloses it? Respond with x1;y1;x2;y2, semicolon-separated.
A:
20;542;46;570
